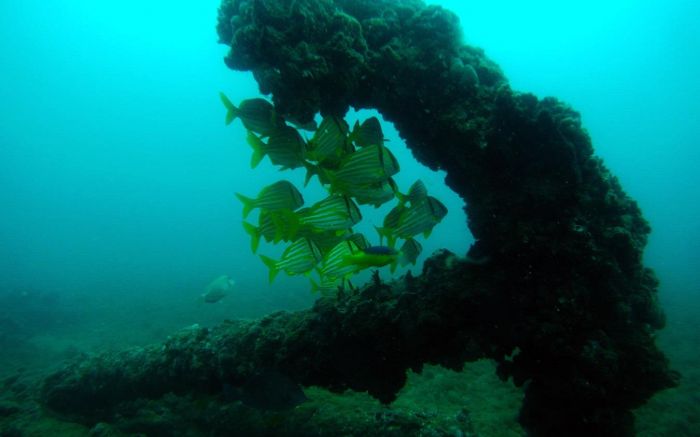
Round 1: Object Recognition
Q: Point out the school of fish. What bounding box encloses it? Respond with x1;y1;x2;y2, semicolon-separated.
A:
221;93;448;294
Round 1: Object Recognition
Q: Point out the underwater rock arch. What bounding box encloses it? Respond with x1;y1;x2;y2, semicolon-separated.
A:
41;1;678;436
217;0;678;434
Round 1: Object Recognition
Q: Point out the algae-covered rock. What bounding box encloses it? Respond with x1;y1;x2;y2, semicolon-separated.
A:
214;0;678;435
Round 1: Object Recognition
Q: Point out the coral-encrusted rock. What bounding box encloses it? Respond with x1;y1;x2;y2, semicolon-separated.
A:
214;0;678;435
43;253;489;418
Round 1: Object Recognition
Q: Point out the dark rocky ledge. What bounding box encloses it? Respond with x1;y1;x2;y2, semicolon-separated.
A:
43;254;487;416
41;1;679;435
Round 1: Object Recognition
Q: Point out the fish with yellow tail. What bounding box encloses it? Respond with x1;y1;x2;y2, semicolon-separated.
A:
348;116;384;148
306;116;351;165
260;238;322;283
219;93;281;137
377;195;448;247
235;180;304;219
296;195;362;232
306;143;400;193
341;240;422;273
342;177;398;207
332;143;400;187
242;209;301;253
246;127;307;170
341;245;399;271
395;179;428;206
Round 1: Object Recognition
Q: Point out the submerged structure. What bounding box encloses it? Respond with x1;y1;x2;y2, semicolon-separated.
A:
41;0;678;435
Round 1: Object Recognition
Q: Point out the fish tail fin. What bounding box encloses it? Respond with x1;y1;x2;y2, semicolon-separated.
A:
395;190;407;205
235;193;255;219
246;131;266;169
303;161;318;187
242;221;261;253
219;92;238;125
259;255;279;283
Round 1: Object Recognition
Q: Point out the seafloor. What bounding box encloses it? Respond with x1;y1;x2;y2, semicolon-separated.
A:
0;283;697;436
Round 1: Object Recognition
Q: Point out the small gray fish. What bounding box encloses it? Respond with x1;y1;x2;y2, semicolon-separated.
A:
201;275;235;303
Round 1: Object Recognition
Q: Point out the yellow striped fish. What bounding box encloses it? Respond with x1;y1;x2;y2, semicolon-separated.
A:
298;195;362;231
317;238;420;280
306;230;346;257
396;180;428;206
242;221;272;254
220;93;281;137
349;117;384;148
307;116;350;164
310;275;346;296
260;238;322;283
399;238;422;266
339;240;419;274
329;144;400;190
345;232;370;251
377;195;448;246
341;245;399;270
242;210;299;253
318;240;362;281
247;127;307;170
343;178;398;207
306;230;367;260
376;203;405;246
393;196;448;239
236;180;304;219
